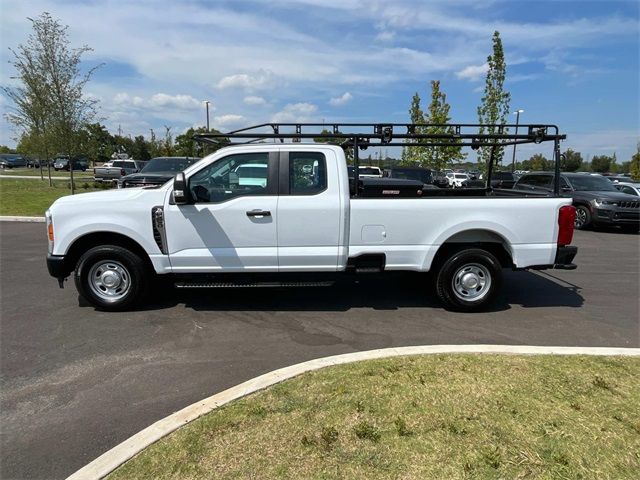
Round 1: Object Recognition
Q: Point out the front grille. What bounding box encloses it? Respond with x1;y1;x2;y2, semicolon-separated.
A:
618;201;639;209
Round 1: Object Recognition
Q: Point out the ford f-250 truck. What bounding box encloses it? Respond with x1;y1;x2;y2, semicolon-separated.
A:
46;123;578;312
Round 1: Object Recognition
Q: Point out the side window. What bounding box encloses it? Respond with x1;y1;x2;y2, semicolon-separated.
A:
560;177;571;190
289;152;327;195
189;153;272;203
621;186;638;196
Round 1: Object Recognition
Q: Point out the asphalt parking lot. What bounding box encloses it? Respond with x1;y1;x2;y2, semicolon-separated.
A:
1;222;638;480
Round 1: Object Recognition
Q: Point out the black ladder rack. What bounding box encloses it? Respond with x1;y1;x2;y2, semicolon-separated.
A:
194;123;566;195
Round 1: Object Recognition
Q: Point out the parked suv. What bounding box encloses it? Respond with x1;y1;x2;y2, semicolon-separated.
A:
0;154;27;169
491;171;518;189
514;172;640;231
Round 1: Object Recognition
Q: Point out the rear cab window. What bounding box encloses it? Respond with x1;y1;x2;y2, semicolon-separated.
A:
289;152;327;195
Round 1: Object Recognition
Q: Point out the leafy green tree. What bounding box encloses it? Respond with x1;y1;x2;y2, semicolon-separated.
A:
3;13;101;192
528;153;549;171
422;80;465;171
131;135;151;161
629;144;639;181
561;149;583;172
401;92;426;165
590;155;612;173
477;31;511;171
0;145;15;154
175;126;228;158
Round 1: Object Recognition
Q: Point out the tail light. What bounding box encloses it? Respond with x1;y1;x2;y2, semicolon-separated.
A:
558;205;576;246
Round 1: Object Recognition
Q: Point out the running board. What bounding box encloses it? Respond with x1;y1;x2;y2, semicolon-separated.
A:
175;281;334;289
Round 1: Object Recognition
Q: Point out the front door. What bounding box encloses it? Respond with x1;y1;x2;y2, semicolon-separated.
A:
164;151;279;272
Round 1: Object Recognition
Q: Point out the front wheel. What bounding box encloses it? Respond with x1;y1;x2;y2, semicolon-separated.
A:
436;248;502;312
74;245;149;311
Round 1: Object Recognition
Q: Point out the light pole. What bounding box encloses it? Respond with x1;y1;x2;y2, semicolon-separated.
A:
204;100;210;131
511;109;524;172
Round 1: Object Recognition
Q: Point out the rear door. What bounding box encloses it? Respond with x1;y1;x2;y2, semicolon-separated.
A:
277;149;342;271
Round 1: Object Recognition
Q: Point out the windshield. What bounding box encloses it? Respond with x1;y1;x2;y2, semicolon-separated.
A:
568;175;618;192
454;174;467;179
141;157;197;173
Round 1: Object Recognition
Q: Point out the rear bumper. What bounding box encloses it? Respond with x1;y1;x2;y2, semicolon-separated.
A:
529;246;578;271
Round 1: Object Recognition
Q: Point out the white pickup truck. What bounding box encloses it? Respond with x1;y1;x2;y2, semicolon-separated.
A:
46;139;578;312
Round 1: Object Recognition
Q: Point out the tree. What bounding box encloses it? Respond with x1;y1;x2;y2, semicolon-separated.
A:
477;31;511;172
175;126;228;158
561;149;583;172
590;155;612;173
528;154;549;171
2;13;101;191
131;135;151;161
0;145;15;154
629;143;640;181
422;80;465;171
400;92;426;165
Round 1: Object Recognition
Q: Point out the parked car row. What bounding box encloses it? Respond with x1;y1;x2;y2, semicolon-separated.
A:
512;172;639;231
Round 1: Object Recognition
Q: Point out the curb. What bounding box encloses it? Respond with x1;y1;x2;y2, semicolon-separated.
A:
0;216;45;223
67;344;640;480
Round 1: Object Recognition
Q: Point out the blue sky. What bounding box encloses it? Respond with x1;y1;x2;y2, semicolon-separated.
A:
1;0;638;162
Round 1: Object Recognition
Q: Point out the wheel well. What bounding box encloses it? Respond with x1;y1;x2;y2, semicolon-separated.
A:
432;230;514;270
65;232;153;274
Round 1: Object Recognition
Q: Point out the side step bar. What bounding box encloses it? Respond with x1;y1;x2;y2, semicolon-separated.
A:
175;281;334;289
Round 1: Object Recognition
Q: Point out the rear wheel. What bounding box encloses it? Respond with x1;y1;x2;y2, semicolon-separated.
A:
436;248;502;312
574;205;591;230
74;245;149;311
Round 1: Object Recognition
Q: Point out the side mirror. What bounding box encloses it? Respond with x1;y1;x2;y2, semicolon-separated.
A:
173;172;189;205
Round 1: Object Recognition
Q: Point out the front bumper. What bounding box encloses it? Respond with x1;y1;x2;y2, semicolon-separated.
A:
47;254;72;279
593;206;639;226
529;246;578;271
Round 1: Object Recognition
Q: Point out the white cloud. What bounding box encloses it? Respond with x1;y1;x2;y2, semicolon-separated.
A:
271;103;318;123
375;30;395;42
329;92;353;106
112;92;200;110
243;96;267;105
148;93;200;109
456;63;488;81
214;114;246;127
216;70;276;90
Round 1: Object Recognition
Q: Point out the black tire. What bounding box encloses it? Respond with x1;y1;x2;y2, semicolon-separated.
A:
435;248;502;312
74;245;149;311
574;205;592;230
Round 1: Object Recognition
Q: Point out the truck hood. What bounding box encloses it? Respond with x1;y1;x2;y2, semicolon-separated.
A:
50;186;167;209
574;190;637;202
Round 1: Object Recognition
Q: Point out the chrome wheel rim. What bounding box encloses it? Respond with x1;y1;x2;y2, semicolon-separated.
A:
574;208;586;228
88;260;131;302
452;263;491;302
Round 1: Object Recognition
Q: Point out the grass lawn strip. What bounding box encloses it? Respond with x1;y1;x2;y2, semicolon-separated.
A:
108;354;640;480
0;178;112;216
0;167;93;178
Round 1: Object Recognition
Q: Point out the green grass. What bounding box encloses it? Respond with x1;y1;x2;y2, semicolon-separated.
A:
108;354;640;480
0;178;111;216
0;167;93;178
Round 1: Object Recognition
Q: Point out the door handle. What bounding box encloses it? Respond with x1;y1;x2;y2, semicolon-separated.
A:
246;210;271;217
